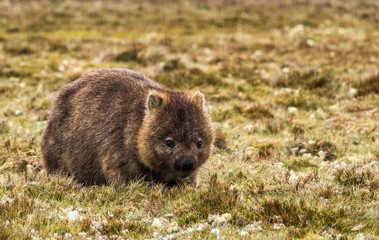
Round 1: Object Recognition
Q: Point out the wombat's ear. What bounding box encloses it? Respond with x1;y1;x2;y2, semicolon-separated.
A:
192;91;205;108
147;90;165;111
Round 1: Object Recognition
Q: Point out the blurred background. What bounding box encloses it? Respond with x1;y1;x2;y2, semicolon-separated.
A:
1;0;378;142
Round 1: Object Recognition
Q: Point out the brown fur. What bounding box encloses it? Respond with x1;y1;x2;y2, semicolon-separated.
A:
40;68;215;186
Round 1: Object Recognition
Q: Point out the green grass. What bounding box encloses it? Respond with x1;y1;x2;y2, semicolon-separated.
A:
0;0;378;239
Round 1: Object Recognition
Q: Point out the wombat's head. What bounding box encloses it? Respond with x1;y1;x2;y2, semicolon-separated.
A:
138;90;215;182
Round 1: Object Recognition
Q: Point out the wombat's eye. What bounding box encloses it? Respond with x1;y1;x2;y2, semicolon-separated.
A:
165;140;175;148
196;141;203;149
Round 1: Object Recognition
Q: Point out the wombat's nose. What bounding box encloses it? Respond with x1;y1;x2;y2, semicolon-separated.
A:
181;158;194;171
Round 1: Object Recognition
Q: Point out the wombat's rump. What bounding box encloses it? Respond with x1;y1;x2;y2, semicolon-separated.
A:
41;68;215;185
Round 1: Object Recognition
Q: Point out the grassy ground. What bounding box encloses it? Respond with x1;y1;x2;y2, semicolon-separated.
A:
0;0;378;239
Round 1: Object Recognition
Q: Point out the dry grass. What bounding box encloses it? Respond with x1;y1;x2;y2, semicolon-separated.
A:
0;0;378;239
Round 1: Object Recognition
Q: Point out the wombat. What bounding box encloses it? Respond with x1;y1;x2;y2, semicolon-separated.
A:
41;68;215;186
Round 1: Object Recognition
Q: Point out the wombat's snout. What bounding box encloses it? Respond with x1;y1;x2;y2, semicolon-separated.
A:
181;158;194;172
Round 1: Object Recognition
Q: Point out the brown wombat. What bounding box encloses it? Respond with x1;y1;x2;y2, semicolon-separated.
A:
41;68;215;186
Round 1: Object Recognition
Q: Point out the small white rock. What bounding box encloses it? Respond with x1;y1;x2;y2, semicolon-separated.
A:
221;213;231;221
349;88;358;97
243;124;253;133
0;196;14;205
152;218;163;229
64;233;72;239
306;39;316;46
214;216;227;225
288;24;305;38
213;213;231;226
354;233;371;240
165;234;177;240
274;162;284;167
300;149;307;153
245;147;255;158
72;67;82;73
14;110;22;116
303;153;312;159
196;223;208;232
24;181;38;187
363;161;378;172
244;222;263;232
210;228;220;235
203;48;212;55
273;223;286;230
67;210;80;223
318;150;326;161
290;147;298;154
320;197;329;205
91;221;105;231
142;218;151;223
58;65;65;72
240;230;249;236
168;221;179;233
78;232;87;238
208;214;218;223
287;107;298;114
319;161;330;168
329;103;339;111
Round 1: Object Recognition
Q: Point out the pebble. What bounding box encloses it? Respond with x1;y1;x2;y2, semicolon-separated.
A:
303;153;312;158
288;107;298;114
210;213;232;226
273;223;286;230
78;232;87;238
0;196;14;205
355;233;373;240
24;181;38;187
349;88;358;97
210;228;220;235
14;110;22;116
91;221;105;231
67;210;80;223
64;233;72;239
244;222;263;232
318;150;326;160
152;218;163;229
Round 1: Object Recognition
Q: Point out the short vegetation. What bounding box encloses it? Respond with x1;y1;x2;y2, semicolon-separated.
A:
0;0;378;239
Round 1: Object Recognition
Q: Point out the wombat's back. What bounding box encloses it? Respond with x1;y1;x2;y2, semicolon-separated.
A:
41;68;165;185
